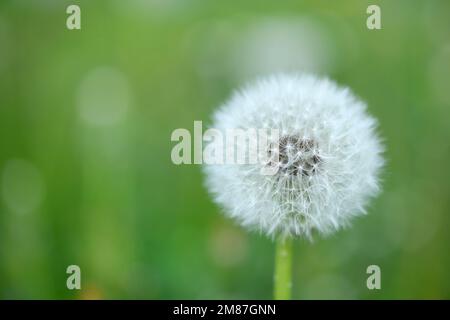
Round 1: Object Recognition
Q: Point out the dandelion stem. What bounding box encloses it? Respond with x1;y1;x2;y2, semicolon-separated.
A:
274;236;293;300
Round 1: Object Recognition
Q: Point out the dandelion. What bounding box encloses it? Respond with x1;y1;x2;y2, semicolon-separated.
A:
203;73;384;299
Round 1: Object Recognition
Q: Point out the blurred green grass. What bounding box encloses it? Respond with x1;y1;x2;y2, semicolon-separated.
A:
0;0;449;299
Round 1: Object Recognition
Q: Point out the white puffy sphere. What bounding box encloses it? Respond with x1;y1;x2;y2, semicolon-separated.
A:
203;74;384;239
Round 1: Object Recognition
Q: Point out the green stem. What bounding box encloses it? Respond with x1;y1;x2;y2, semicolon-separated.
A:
274;236;293;300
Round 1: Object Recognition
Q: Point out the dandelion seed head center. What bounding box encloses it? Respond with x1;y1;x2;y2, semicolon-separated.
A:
269;135;321;176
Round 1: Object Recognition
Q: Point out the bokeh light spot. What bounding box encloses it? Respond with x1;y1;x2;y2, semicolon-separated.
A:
1;159;45;215
77;67;131;127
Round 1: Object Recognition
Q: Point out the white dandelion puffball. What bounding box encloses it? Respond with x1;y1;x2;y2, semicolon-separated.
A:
203;74;384;239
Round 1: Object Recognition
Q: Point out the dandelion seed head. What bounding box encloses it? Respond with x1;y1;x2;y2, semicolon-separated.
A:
203;74;384;239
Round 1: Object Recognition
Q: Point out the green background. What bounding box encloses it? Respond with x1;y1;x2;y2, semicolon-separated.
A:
0;0;449;299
